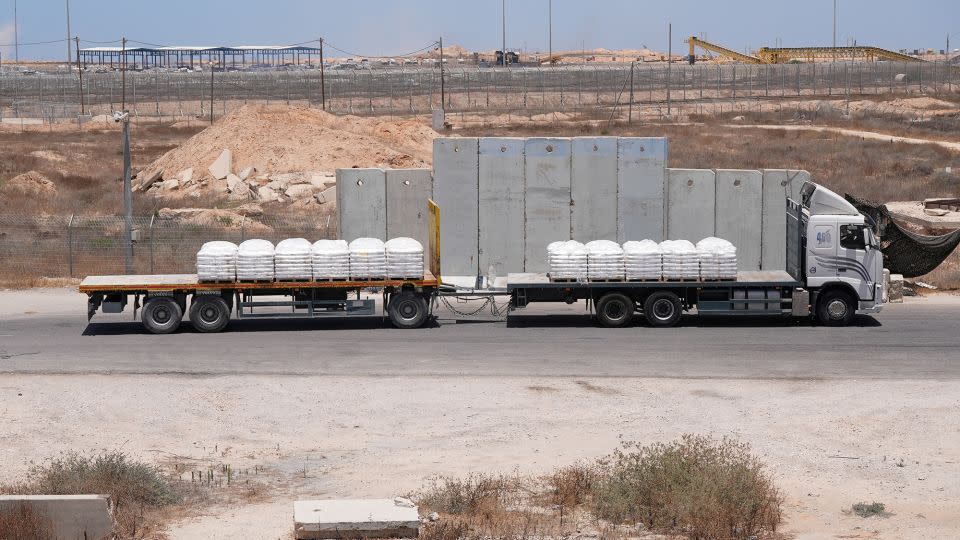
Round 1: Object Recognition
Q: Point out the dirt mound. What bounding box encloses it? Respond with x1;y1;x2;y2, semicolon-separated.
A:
1;171;57;198
140;104;436;183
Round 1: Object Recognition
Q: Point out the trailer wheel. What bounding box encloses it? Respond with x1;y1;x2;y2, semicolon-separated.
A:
596;292;635;328
142;297;183;334
816;290;855;327
388;291;429;329
643;291;682;328
190;295;231;333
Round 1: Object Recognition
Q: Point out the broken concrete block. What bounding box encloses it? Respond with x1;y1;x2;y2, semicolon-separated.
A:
315;186;337;204
159;178;180;191
294;498;419;540
889;274;904;303
269;172;304;190
309;172;336;189
179;168;194;186
285;183;315;199
0;495;113;540
226;174;244;192
208;149;232;180
258;186;280;201
228;182;252;200
136;170;163;192
238;166;255;181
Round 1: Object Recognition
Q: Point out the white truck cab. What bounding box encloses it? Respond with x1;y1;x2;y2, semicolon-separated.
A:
798;182;885;325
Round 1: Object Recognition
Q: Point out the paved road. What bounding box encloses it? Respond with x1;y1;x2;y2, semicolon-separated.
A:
1;290;958;379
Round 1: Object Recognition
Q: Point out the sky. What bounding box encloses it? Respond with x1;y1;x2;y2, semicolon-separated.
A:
0;0;957;62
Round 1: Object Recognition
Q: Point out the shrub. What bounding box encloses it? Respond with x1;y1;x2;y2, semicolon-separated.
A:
852;501;888;518
591;435;783;539
415;473;519;515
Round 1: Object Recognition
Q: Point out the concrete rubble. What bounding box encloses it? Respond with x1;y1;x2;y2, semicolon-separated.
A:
293;498;420;539
889;273;905;303
285;183;315;199
238;166;256;181
136;169;163;192
0;495;113;540
315;186;337;204
208;149;232;180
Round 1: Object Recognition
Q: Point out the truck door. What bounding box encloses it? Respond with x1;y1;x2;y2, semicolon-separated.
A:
837;223;878;301
806;218;837;288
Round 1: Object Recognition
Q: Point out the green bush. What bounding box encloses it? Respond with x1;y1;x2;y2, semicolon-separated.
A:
852;501;887;518
592;435;783;539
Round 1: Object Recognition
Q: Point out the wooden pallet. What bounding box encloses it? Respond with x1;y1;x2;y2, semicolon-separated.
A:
626;277;663;282
349;277;388;282
237;279;275;284
197;279;236;285
549;277;580;283
313;277;350;282
588;278;627;283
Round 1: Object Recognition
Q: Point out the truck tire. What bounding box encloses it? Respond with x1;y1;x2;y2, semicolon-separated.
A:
816;290;855;327
596;292;635;328
189;295;231;333
643;291;682;328
142;297;183;334
388;291;429;329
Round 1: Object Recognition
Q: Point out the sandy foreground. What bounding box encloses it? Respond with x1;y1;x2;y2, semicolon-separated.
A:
1;372;958;539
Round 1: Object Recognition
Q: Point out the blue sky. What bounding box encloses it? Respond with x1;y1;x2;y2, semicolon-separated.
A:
1;0;957;61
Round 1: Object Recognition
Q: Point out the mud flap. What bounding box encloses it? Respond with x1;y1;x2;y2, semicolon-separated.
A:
87;294;103;321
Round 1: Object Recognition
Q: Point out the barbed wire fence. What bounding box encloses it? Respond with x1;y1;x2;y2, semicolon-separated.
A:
1;61;958;127
0;214;336;279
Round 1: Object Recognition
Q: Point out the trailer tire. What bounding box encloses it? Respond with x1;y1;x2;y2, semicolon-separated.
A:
190;295;231;333
643;291;682;328
142;297;183;334
816;289;855;327
596;292;635;328
388;292;429;329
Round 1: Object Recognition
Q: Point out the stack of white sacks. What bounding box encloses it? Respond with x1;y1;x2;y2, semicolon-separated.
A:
547;240;588;280
696;237;738;280
385;237;425;279
586;240;625;280
311;240;351;280
623;240;663;280
659;240;700;280
236;239;275;281
274;238;313;280
196;241;238;282
348;238;387;279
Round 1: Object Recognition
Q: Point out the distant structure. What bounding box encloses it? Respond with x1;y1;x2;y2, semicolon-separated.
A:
78;45;323;70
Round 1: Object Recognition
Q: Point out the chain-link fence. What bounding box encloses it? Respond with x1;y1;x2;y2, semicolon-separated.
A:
1;61;957;125
0;214;336;279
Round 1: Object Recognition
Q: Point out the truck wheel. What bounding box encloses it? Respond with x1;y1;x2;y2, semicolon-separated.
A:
816;290;855;327
190;295;231;333
142;297;183;334
388;291;429;329
596;293;635;328
643;291;682;328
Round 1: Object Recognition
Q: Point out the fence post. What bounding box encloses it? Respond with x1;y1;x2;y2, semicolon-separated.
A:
149;215;155;274
68;214;75;277
240;216;246;242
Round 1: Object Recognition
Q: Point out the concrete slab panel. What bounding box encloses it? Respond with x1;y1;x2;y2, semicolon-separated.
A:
715;169;763;270
666;168;716;241
386;169;433;259
524;138;572;272
571;137;618;242
0;495;113;540
336;168;387;241
294;498;420;539
761;169;810;270
617;137;667;242
433;138;479;276
479;138;525;276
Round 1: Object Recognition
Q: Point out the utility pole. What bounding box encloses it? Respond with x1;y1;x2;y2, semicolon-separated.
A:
13;0;18;64
667;23;672;116
319;38;326;110
209;51;215;124
121;37;127;111
118;111;133;274
65;0;72;64
832;0;837;62
548;0;552;65
75;37;84;114
502;0;506;66
439;37;446;110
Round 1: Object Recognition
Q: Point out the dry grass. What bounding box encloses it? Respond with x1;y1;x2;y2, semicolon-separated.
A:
0;503;55;540
415;436;784;540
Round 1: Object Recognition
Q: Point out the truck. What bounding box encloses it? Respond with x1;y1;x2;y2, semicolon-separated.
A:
81;181;885;333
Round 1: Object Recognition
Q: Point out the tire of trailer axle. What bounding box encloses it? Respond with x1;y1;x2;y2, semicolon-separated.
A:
189;295;231;333
643;291;682;328
816;289;855;327
596;292;635;328
142;297;183;334
387;291;429;329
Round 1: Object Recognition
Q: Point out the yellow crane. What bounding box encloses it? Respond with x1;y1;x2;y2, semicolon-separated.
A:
687;36;923;64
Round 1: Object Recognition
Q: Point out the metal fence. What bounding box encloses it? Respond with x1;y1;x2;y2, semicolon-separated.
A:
1;61;957;124
0;214;335;279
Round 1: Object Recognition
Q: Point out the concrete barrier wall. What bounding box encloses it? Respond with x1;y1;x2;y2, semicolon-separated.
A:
571;137;618;242
618;137;667;242
386;169;433;260
715;169;763;271
337;168;386;240
525;138;572;272
761;169;810;270
666;168;716;241
479;138;525;276
433;138;479;276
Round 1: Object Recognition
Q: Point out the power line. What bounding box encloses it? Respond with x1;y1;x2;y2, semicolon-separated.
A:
321;40;439;59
